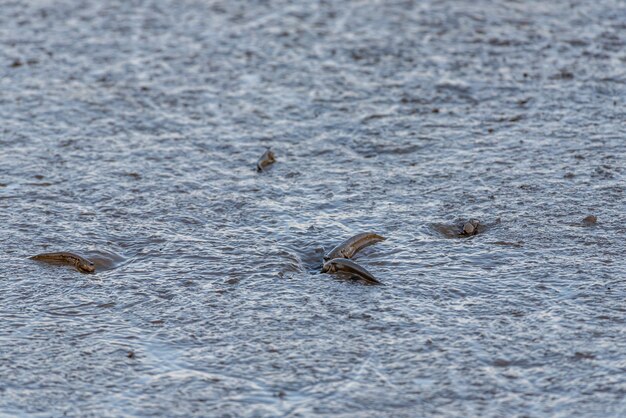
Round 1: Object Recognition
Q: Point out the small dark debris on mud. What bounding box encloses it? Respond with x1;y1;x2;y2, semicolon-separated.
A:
573;352;596;360
492;241;524;248
552;69;575;80
582;215;597;225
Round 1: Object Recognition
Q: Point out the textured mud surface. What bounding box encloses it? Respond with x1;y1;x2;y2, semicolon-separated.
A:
1;0;625;416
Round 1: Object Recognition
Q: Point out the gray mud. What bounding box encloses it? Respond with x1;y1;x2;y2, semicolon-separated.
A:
1;0;625;416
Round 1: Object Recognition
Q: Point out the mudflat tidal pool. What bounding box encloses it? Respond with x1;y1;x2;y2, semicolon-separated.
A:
1;0;625;416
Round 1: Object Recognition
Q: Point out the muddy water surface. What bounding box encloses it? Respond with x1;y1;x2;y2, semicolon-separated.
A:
1;0;625;416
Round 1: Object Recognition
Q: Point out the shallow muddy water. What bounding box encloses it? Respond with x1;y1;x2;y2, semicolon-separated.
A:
1;0;625;416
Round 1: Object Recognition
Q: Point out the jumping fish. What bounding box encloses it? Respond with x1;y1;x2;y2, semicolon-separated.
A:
461;219;480;236
256;149;276;172
321;258;382;285
30;252;95;273
324;232;386;261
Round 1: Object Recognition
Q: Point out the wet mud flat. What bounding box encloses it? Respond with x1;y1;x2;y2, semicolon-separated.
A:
1;0;625;417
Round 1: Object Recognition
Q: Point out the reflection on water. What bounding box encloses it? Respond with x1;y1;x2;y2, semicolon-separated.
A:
1;0;625;416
